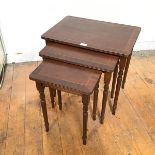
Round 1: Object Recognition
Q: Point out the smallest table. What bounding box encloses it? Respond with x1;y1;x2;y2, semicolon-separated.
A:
29;60;101;145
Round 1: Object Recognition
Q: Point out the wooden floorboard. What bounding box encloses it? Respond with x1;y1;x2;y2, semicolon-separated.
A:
5;63;26;155
25;62;43;155
0;65;13;155
0;53;155;155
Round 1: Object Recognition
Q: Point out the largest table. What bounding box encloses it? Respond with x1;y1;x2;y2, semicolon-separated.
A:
41;16;141;114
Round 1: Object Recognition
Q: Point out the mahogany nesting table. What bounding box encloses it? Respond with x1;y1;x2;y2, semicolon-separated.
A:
41;16;141;114
30;60;108;145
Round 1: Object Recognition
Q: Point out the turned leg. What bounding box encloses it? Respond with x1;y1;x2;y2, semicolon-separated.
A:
100;72;112;124
36;82;49;131
112;57;126;115
122;53;132;89
49;88;55;108
111;62;119;98
82;95;90;145
93;81;99;120
57;90;62;110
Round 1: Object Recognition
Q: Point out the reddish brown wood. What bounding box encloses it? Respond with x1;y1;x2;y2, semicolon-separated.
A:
29;60;101;145
42;16;141;57
36;82;49;131
49;88;55;108
111;62;119;98
100;72;112;124
92;81;99;120
112;57;126;115
57;90;62;110
82;95;90;145
40;42;118;72
53;89;56;97
122;53;132;89
30;60;101;95
41;16;141;114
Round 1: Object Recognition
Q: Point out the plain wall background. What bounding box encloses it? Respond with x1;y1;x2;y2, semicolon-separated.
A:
0;0;155;63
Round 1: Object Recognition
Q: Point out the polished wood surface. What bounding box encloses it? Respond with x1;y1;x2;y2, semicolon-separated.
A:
57;90;62;110
111;62;119;98
92;81;99;120
113;57;126;114
39;42;118;72
1;53;155;154
49;87;55;108
41;16;141;115
100;72;112;124
122;53;132;88
29;60;101;95
36;82;49;132
29;60;101;144
42;16;141;57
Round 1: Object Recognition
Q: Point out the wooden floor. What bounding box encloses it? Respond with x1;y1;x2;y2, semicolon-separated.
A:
0;52;155;155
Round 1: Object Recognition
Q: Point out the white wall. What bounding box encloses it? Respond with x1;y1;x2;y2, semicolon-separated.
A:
0;0;155;63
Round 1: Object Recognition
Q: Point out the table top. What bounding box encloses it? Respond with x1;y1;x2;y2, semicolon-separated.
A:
42;16;141;57
39;42;118;72
29;60;101;95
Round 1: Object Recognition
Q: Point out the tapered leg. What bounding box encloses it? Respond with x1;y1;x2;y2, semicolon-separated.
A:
112;57;126;115
111;62;119;98
122;53;132;89
49;88;55;108
57;90;62;110
100;72;112;124
82;95;90;145
36;82;49;131
93;81;99;120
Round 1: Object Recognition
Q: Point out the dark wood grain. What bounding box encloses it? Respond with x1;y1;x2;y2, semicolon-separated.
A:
42;16;141;57
49;88;55;108
41;16;141;113
29;60;102;145
100;72;112;124
112;57;126;115
122;53;132;88
36;82;49;131
92;81;99;120
111;62;119;98
41;16;141;114
82;95;90;145
40;42;118;72
30;60;101;95
57;90;62;110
